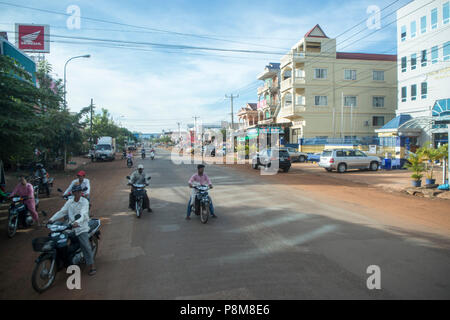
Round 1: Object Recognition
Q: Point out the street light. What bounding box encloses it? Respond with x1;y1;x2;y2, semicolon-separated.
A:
63;54;90;109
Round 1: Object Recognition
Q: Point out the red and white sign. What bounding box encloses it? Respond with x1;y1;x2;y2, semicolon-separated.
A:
15;24;50;53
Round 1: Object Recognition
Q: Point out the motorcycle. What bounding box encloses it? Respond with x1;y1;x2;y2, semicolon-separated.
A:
141;151;146;159
127;176;151;218
191;184;211;224
150;151;155;160
127;157;133;168
31;213;101;293
6;186;40;238
121;151;127;160
33;173;54;197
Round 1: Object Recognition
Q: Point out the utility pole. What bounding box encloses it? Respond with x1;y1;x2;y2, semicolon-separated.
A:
193;116;200;145
225;93;239;130
177;122;181;143
90;98;94;150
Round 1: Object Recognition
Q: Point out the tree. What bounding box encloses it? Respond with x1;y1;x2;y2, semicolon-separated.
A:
0;55;42;166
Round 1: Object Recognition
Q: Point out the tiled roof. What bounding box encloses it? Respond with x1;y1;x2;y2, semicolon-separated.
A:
336;52;397;61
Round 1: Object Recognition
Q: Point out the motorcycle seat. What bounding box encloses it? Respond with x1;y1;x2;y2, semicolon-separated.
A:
88;219;100;233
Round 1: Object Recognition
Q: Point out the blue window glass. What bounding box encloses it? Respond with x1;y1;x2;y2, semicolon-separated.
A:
431;8;438;29
421;16;427;33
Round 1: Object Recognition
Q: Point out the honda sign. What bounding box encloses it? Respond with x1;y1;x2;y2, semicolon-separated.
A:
15;24;50;53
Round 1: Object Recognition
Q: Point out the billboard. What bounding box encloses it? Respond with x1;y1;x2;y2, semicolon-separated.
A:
15;24;50;53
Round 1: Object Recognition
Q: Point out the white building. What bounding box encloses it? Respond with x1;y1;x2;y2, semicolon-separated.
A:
394;0;450;147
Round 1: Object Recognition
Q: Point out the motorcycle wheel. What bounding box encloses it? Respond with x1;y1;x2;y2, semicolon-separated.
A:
31;256;56;293
136;200;142;218
90;237;99;258
6;214;18;238
200;203;209;224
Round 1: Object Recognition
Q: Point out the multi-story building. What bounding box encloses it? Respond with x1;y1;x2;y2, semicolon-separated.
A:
237;103;258;130
278;24;397;144
391;0;450;147
256;63;281;126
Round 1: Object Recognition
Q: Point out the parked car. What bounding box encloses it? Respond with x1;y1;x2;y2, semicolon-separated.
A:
281;147;308;163
252;148;291;172
319;149;381;173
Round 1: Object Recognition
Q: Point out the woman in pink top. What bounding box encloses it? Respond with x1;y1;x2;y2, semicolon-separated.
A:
10;175;40;225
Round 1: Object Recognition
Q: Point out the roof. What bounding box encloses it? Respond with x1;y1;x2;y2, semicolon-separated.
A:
247;103;257;110
380;114;412;130
304;24;328;38
266;62;280;70
336;52;397;61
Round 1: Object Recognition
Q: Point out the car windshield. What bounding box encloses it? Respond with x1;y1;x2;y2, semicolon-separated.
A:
96;144;111;151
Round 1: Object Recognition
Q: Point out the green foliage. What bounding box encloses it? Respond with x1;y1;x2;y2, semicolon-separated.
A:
405;153;425;181
0;56;134;168
417;146;441;180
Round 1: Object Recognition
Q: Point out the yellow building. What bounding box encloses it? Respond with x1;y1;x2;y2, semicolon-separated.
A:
278;24;398;144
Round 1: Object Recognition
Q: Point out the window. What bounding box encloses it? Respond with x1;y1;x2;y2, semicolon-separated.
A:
401;86;407;102
344;96;357;107
444;2;449;24
421;16;427;33
354;150;366;157
314;96;328;106
401;56;407;72
431;8;438;29
421;82;427;99
373;96;385;108
344;69;357;80
410;21;417;38
373;70;384;81
314;68;327;79
421;49;428;66
444;41;450;61
431;45;438;64
411;53;417;70
372;116;385;126
400;25;407;41
411;84;417;101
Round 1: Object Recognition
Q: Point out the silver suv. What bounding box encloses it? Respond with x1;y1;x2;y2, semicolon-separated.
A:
319;149;381;173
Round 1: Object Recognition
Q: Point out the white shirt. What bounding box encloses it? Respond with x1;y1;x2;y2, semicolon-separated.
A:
64;178;90;196
50;197;90;236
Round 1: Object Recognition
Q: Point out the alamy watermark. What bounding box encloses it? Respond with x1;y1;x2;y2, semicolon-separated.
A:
366;265;381;290
170;127;281;175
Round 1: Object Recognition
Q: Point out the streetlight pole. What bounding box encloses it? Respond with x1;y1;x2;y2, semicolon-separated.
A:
62;54;90;171
63;54;90;110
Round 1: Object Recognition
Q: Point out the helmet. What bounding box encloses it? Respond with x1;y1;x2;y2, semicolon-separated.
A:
77;170;86;177
71;184;83;193
138;164;144;169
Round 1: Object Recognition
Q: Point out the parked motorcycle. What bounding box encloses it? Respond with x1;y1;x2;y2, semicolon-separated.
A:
127;157;133;168
127;176;151;218
6;186;40;238
31;213;101;293
191;184;211;224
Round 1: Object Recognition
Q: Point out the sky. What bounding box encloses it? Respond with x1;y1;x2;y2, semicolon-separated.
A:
0;0;411;133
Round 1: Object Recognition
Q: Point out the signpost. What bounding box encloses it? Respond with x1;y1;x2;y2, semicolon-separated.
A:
15;24;50;53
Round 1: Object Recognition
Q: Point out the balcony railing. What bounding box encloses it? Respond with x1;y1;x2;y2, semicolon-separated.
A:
281;52;306;67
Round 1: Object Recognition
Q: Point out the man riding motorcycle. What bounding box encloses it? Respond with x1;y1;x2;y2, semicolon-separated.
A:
34;163;50;197
128;164;152;212
186;164;216;220
64;171;90;201
48;184;97;276
126;151;133;166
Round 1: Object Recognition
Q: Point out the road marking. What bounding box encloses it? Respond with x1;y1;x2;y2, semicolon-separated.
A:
231;213;309;233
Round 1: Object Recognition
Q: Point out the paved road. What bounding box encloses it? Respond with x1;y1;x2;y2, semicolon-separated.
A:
1;148;449;299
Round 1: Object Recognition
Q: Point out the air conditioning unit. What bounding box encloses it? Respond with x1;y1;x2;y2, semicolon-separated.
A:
364;121;370;127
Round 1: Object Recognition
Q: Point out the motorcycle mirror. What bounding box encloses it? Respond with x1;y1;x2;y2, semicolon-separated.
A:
74;214;81;220
147;177;151;180
83;187;88;191
126;176;130;179
41;211;47;217
57;188;63;193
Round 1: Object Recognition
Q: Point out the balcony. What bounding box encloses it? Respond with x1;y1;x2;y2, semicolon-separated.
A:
281;52;306;68
278;97;306;120
280;76;305;92
257;82;278;96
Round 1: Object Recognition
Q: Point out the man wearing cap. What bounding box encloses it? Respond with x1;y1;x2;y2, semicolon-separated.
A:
49;184;97;276
186;164;216;220
64;171;90;201
128;164;151;212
